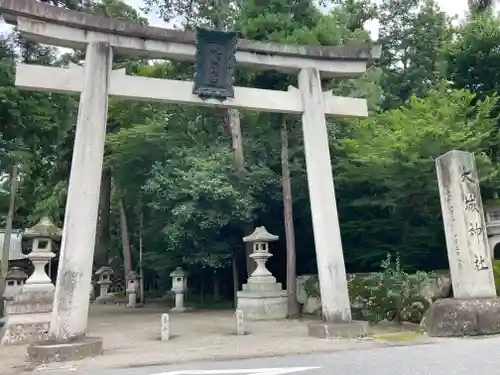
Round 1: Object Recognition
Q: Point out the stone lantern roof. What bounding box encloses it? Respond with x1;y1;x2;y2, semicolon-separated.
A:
127;270;139;280
243;226;278;243
5;266;28;281
24;216;62;240
170;267;187;278
95;266;113;275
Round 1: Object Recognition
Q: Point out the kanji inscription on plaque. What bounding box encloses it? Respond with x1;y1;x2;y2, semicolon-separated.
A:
193;27;237;101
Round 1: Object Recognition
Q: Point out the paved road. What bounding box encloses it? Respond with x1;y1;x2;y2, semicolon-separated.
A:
39;335;500;375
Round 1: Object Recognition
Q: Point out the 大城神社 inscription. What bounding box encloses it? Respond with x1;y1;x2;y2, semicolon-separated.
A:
436;150;496;299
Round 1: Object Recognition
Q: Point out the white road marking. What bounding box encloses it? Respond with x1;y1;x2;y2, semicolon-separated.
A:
151;367;321;375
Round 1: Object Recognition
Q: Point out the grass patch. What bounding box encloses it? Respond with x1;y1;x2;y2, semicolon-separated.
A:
373;332;421;342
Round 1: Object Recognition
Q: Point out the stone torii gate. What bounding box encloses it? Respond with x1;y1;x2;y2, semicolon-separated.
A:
0;0;379;359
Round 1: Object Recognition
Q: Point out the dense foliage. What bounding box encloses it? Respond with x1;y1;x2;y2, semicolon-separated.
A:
2;0;500;300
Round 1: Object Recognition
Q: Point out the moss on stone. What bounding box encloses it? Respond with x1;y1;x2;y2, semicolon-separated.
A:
303;275;320;298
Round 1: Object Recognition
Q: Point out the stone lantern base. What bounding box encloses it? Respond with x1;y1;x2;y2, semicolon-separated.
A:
0;289;54;345
237;276;287;320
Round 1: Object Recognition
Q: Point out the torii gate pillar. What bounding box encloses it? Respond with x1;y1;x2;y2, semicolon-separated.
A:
299;68;367;338
48;42;112;345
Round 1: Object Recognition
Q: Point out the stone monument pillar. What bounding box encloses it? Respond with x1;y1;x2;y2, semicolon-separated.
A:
126;271;139;308
426;150;500;336
170;267;188;312
0;217;60;345
95;266;113;304
236;226;287;320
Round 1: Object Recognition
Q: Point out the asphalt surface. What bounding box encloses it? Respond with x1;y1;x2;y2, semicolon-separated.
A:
38;335;500;375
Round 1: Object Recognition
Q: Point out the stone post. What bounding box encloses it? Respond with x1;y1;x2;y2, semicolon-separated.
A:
235;309;245;336
298;68;367;338
425;150;500;337
161;313;169;341
170;267;188;312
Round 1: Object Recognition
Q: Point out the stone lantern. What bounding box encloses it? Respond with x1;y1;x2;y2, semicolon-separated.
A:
245;226;278;278
23;216;61;292
95;266;114;304
237;226;287;320
170;267;188;312
3;266;28;299
0;216;61;345
126;270;140;308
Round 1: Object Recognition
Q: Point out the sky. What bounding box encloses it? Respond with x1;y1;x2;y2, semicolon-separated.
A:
123;0;472;40
0;0;477;41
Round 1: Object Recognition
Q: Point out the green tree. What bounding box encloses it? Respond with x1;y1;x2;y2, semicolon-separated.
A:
469;0;498;13
336;84;499;270
377;0;453;109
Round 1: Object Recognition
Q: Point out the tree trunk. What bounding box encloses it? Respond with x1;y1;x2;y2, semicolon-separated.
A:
281;117;299;318
1;164;18;277
200;281;205;303
94;167;111;267
224;109;256;277
232;252;239;308
0;164;19;317
139;205;144;304
213;271;221;302
119;195;133;279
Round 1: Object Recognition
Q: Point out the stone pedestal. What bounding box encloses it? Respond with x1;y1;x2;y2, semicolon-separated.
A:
423;298;500;337
1;217;59;345
26;336;103;364
95;283;113;304
1;290;53;345
237;276;288;320
237;227;287;320
308;320;368;339
171;292;186;312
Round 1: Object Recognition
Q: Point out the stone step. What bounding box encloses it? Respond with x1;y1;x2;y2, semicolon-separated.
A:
241;282;283;292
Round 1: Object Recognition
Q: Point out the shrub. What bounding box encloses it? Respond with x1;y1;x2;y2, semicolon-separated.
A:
492;260;500;295
348;254;432;324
